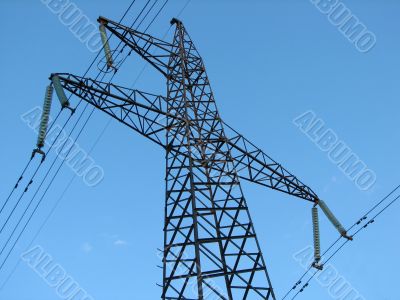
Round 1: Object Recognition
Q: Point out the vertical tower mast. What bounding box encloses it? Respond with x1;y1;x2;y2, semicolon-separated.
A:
163;19;275;299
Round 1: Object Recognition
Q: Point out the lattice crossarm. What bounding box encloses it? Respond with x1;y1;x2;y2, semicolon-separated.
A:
222;122;319;203
51;73;182;147
98;16;176;77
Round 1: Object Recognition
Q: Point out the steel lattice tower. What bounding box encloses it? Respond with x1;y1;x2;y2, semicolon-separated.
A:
163;19;274;299
48;17;329;300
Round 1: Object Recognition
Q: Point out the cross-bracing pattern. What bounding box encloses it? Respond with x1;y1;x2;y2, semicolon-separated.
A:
51;16;323;300
163;19;274;299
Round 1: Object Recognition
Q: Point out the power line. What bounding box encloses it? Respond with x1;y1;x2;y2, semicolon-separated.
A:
0;107;96;272
0;117;109;290
0;0;191;289
0;0;142;230
0;109;65;217
104;0;153;72
0;0;141;274
282;185;400;300
0;0;175;281
0;0;193;292
0;105;86;261
0;109;77;237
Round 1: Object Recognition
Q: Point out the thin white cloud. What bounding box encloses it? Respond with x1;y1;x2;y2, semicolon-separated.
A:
114;239;128;247
81;242;93;253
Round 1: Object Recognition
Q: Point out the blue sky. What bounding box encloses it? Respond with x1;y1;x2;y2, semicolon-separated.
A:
0;0;399;299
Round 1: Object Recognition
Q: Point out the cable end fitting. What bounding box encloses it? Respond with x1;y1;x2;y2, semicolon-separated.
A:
312;261;324;271
341;231;353;241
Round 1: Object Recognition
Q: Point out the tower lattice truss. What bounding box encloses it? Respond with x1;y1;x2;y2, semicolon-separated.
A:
50;17;322;300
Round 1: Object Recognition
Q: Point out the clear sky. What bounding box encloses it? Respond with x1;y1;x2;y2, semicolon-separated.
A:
0;0;399;299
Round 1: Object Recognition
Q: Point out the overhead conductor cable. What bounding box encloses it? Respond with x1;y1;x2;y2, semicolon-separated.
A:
0;0;147;282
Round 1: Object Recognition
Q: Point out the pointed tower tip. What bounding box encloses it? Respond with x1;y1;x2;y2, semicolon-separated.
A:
98;16;108;25
170;18;182;26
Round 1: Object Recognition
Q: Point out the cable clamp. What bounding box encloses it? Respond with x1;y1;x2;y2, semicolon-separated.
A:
31;148;46;163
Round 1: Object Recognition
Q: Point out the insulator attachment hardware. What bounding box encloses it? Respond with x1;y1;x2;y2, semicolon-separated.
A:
14;175;23;189
31;148;46;163
363;219;375;228
356;216;367;225
99;21;115;70
299;283;309;292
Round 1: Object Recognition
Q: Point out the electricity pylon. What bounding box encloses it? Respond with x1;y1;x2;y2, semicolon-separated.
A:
45;17;347;300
